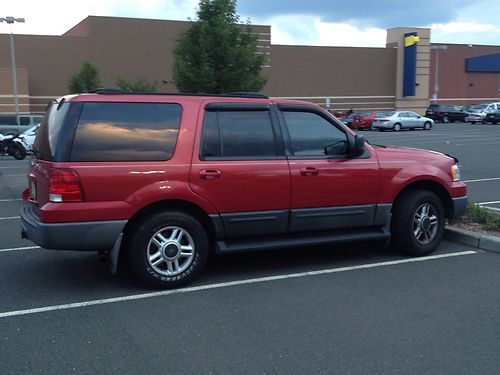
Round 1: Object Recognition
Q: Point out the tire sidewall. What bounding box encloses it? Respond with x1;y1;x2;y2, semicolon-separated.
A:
391;190;445;256
128;212;209;288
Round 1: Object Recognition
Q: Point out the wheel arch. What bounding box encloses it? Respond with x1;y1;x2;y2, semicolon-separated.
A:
122;199;220;245
392;180;453;221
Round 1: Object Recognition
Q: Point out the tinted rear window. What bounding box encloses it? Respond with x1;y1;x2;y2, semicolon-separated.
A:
34;102;70;161
71;102;181;162
376;112;395;117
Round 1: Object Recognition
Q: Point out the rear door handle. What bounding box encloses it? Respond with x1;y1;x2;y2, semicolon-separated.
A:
200;169;221;180
300;167;319;176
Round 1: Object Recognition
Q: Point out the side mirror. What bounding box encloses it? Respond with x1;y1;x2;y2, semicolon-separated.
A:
352;134;365;156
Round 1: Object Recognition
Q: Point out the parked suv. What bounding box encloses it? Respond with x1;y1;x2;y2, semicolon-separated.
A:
21;91;467;288
425;104;465;123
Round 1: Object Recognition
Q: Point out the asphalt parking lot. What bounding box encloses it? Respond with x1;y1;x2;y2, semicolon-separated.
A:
1;123;500;374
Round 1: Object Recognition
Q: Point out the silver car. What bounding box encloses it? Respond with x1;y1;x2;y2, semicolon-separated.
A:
371;111;434;131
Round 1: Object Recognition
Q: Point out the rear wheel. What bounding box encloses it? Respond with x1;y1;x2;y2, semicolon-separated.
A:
8;143;27;160
126;211;209;288
391;190;445;256
393;123;401;131
423;121;432;130
442;115;450;123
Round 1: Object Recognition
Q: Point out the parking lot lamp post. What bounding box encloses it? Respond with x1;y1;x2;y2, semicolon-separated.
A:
0;16;25;132
430;45;448;103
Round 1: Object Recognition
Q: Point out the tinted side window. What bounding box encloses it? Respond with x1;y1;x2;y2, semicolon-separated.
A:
34;102;71;161
20;117;31;125
71;102;181;162
282;111;347;156
201;110;277;158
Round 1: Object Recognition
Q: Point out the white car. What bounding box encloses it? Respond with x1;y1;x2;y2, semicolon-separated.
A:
371;111;434;131
465;103;500;124
17;125;39;152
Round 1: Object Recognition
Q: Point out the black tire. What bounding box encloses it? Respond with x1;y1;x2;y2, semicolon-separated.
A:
393;123;401;132
442;115;450;123
390;190;445;256
125;211;209;289
423;121;432;130
8;142;27;160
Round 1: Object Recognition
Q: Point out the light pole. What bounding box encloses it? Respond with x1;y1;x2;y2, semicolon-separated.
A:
430;45;447;103
0;16;25;131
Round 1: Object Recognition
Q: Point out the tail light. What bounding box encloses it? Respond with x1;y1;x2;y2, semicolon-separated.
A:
49;168;83;202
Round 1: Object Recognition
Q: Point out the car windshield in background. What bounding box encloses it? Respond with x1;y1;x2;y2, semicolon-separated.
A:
376;112;395;117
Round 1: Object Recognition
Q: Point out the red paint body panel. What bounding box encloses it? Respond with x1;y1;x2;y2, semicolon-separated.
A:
24;94;467;227
289;146;380;208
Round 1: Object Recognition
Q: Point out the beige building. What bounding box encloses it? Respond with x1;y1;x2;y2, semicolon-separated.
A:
1;16;498;115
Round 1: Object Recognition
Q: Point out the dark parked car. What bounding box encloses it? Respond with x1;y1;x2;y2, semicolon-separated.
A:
425;104;465;123
484;109;500;124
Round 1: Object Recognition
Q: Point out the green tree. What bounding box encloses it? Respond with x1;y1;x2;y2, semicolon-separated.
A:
68;61;101;94
173;0;266;93
116;78;158;92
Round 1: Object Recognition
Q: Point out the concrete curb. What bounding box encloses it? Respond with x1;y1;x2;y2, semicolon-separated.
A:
444;227;500;253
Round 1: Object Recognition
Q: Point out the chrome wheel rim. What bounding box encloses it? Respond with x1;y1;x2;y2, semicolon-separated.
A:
413;203;439;244
147;226;195;276
394;124;401;131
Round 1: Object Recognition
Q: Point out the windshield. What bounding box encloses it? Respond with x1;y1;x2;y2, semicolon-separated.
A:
375;112;395;117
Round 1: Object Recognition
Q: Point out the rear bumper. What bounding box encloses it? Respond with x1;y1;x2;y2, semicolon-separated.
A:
21;202;126;251
449;196;468;224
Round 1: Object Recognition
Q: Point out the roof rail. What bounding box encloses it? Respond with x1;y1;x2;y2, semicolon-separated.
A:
86;89;269;99
89;88;126;94
223;92;269;99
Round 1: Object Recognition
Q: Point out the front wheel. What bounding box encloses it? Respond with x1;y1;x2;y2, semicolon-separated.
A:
423;121;432;130
126;211;209;288
390;190;445;256
8;142;27;160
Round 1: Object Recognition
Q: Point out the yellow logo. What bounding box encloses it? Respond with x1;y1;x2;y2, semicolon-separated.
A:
404;35;420;47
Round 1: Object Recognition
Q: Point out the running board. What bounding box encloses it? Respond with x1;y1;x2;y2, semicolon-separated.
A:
215;227;390;254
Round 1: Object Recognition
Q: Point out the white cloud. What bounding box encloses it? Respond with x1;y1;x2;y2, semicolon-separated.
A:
0;0;197;35
1;0;499;47
429;21;500;45
314;21;386;47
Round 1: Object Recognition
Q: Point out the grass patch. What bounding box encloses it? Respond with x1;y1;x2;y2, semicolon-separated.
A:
459;203;500;231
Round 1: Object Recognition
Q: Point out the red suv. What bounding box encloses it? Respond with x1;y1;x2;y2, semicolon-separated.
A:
21;91;467;288
352;111;377;130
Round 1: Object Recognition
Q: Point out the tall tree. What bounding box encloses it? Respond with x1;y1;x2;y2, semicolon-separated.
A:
68;61;101;94
173;0;266;93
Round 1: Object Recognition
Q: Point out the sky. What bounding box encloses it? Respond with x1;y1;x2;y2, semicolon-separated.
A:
1;0;499;47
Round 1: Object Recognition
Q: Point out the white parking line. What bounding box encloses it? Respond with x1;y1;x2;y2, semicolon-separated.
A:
0;250;476;319
0;199;21;202
0;246;40;253
0;216;20;220
464;177;500;183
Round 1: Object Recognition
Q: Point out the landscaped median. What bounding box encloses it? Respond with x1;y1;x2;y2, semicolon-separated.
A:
445;203;500;253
